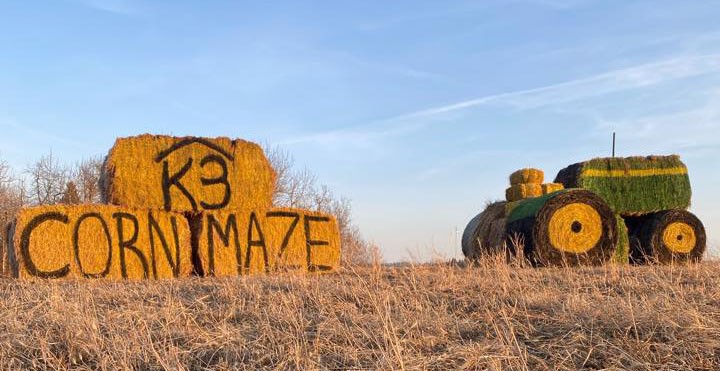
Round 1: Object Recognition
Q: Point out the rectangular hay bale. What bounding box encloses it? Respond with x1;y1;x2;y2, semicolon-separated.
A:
4;205;193;280
505;184;543;202
542;183;564;194
102;135;276;213
509;168;544;185
554;155;691;215
192;208;341;277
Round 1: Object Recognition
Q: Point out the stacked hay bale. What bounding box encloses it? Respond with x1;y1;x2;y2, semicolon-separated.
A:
505;168;544;202
555;155;704;264
505;168;565;203
463;168;569;262
103;135;341;276
4;135;342;280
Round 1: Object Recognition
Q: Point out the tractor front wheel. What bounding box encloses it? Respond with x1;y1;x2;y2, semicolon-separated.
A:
630;209;706;264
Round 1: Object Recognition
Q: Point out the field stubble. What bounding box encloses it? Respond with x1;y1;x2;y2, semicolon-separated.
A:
0;256;718;370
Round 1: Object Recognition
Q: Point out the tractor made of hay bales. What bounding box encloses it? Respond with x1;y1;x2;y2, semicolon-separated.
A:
462;155;706;266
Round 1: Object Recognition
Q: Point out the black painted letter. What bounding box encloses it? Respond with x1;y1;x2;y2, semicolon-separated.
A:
303;215;332;272
113;212;149;279
245;212;269;273
162;159;197;211
73;213;112;278
266;211;300;270
199;154;231;210
207;214;242;275
20;212;70;278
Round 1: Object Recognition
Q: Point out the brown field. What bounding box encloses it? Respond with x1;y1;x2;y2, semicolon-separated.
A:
0;257;719;370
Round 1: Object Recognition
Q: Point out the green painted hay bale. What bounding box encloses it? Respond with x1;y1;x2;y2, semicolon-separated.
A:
554;155;691;216
613;215;629;264
505;189;617;266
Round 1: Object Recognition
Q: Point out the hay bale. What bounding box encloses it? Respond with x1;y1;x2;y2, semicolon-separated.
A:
505;189;617;266
191;208;341;277
629;209;705;264
542;183;564;194
554;155;691;215
613;215;629;264
504;201;522;218
5;205;192;279
509;168;544;185
461;202;507;259
505;184;543;202
102;135;276;213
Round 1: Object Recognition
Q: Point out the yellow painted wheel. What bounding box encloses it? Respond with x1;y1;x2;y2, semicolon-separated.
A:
507;189;616;266
547;203;603;253
662;222;696;254
630;210;707;265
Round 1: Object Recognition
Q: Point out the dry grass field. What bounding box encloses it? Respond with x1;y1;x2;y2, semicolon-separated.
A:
0;257;718;370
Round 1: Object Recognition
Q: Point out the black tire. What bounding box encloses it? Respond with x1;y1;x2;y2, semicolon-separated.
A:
631;209;705;264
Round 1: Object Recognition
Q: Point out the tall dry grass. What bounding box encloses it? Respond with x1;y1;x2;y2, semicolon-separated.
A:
0;257;718;370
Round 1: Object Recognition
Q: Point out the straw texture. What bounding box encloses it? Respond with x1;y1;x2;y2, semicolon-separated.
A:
505;184;543;202
509;168;544;185
554;155;691;215
4;205;192;280
190;208;341;277
102;135;276;213
629;209;705;264
461;202;507;259
505;189;617;266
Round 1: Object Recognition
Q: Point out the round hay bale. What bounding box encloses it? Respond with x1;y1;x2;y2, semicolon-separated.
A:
509;168;544;185
629;209;705;264
505;189;617;266
461;202;507;259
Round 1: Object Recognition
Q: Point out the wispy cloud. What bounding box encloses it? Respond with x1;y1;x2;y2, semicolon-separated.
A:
511;0;594;10
78;0;142;16
592;89;720;155
282;53;720;146
399;53;720;117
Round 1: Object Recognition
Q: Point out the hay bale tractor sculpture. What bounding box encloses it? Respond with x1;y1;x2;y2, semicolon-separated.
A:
462;155;706;266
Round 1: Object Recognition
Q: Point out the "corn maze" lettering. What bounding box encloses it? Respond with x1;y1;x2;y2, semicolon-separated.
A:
191;208;341;277
4;205;193;280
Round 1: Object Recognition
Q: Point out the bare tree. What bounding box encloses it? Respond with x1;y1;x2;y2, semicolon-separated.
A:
25;153;69;205
61;181;81;204
265;145;319;209
71;156;103;203
0;159;27;249
265;145;293;205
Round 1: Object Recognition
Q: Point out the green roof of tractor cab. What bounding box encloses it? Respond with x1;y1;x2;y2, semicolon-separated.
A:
554;155;691;216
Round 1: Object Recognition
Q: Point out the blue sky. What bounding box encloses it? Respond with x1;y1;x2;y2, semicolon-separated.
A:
1;0;719;261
